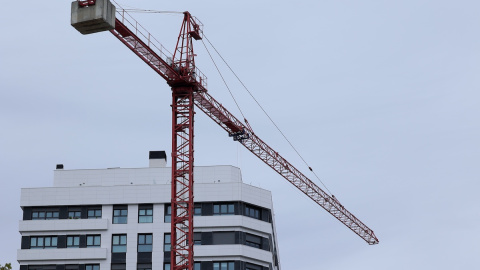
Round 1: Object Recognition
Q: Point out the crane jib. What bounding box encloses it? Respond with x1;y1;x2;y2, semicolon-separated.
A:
71;0;379;247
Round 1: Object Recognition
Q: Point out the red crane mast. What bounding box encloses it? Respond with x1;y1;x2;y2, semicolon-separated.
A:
72;1;379;270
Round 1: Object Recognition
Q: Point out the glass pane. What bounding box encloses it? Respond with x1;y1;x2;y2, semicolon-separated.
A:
220;262;227;270
45;237;51;246
121;210;128;216
228;262;234;270
94;266;99;270
146;234;152;244
138;244;152;252
114;210;120;216
220;205;227;213
32;212;39;218
88;210;94;216
139;235;145;244
120;235;127;244
38;238;43;246
112;245;126;253
31;237;36;247
146;209;153;215
74;237;79;245
53;212;59;218
165;234;171;243
213;263;219;270
213;205;219;214
228;204;234;213
94;236;100;245
164;216;171;223
46;212;52;218
113;236;119;245
87;236;93;246
39;212;45;218
139;216;152;223
164;264;170;270
139;209;145;215
96;210;102;216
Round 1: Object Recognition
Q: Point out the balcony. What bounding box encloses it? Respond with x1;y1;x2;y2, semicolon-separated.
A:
17;248;107;262
19;218;108;233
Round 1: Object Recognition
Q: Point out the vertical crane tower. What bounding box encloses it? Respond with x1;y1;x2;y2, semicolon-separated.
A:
71;1;379;269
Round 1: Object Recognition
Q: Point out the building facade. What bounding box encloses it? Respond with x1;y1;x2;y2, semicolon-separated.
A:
17;151;281;270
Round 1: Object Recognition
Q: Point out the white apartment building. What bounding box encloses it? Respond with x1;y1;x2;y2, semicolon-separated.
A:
17;151;281;270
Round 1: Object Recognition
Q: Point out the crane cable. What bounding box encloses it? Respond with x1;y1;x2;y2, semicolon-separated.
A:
200;40;247;122
202;34;335;197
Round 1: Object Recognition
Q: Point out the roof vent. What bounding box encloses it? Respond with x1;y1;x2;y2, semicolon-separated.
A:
149;151;167;168
56;164;64;170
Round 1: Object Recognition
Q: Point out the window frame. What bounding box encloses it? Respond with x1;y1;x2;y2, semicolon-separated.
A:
213;203;234;215
138;233;153;252
31;209;59;220
138;204;153;223
30;236;58;249
85;264;100;270
86;234;101;248
66;235;80;248
164;205;171;223
87;206;102;219
164;233;171;251
112;234;127;253
113;205;128;224
213;261;235;270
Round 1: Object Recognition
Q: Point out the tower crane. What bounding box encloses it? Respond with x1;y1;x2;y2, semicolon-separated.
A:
70;1;379;269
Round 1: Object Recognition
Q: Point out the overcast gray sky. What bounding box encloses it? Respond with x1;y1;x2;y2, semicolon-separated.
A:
1;0;479;269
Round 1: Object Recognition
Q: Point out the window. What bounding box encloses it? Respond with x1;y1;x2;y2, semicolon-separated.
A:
112;234;127;252
213;262;235;270
137;263;152;270
139;205;153;223
113;205;128;224
245;233;262;249
32;210;59;220
138;233;153;252
85;265;100;270
67;235;80;248
87;235;101;248
213;203;234;215
244;205;260;219
164;264;170;270
30;236;57;249
88;206;102;219
164;205;171;223
194;204;202;216
194;232;201;245
194;263;201;270
164;233;171;251
68;210;81;219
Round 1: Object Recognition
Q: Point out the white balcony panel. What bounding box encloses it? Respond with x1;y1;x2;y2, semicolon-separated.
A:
19;219;108;233
17;248;107;261
195;244;272;264
194;216;272;236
